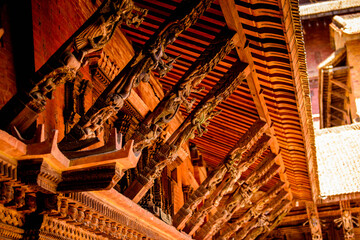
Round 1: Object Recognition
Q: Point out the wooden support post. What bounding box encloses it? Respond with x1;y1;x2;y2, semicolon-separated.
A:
336;200;357;240
305;201;323;240
0;0;147;134
195;153;279;240
124;61;249;203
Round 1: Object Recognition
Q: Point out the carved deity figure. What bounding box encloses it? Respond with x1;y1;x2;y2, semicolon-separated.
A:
75;0;147;61
81;93;124;139
334;210;359;239
28;0;147;114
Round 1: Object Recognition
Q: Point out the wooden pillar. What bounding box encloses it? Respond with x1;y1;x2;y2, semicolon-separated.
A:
305;201;323;240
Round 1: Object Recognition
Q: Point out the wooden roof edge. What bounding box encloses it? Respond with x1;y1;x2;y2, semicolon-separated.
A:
299;0;360;19
317;191;360;204
279;0;319;202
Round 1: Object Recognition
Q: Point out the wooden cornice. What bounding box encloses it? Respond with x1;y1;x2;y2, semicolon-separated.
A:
219;0;292;199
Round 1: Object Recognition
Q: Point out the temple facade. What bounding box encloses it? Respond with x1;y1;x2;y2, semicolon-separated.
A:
0;0;344;239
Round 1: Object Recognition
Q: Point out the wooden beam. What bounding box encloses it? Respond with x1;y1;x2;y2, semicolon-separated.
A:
218;184;288;240
174;119;268;230
0;0;147;133
60;0;217;147
279;207;360;223
326;69;333;128
331;79;351;92
330;104;348;115
130;29;237;154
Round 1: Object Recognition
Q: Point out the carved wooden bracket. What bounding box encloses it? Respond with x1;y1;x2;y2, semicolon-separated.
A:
335;200;358;240
174;119;269;232
0;125;140;193
0;0;147;134
218;182;288;240
195;152;279;240
234;198;292;240
124;61;249;203
61;0;216;146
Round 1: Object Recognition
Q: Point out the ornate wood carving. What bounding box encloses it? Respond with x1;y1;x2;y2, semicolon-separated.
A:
0;205;25;240
305;201;323;240
58;163;123;192
234;199;292;240
217;182;287;240
0;125;139;193
131;28;236;154
61;0;216;147
195;152;279;240
334;200;359;240
124;61;249;203
179;122;270;233
1;0;147;134
64;76;92;134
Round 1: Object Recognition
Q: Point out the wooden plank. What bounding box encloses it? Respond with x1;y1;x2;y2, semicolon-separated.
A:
331;79;351;92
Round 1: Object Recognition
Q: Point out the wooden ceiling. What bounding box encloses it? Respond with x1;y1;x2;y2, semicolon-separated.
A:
121;0;316;200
